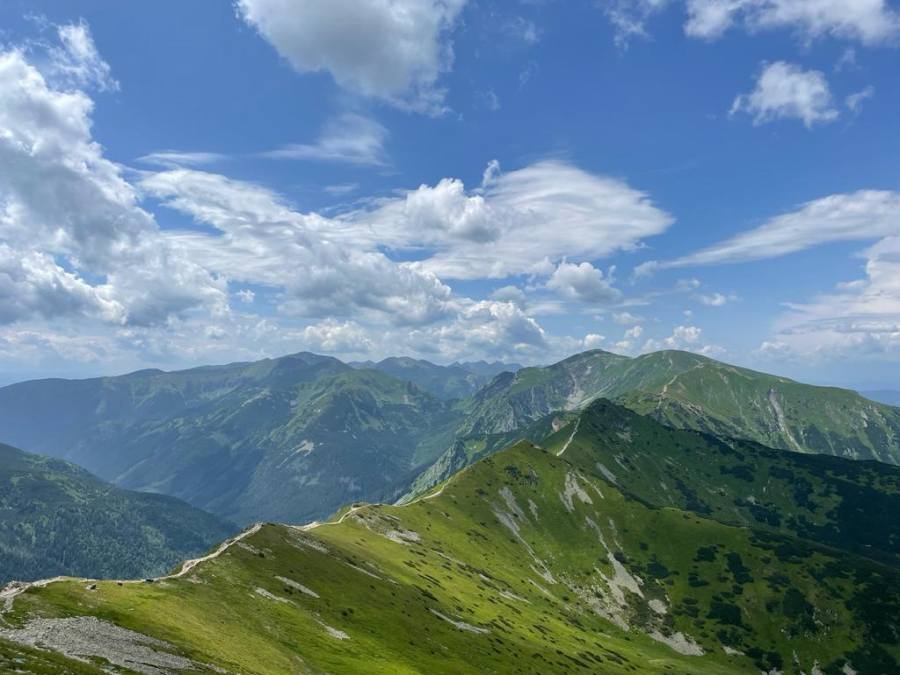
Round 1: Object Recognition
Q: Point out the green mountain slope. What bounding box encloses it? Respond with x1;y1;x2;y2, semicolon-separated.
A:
352;356;520;400
410;400;900;563
0;354;461;525
0;444;233;584
3;420;897;674
462;349;900;464
3;348;898;530
559;400;900;565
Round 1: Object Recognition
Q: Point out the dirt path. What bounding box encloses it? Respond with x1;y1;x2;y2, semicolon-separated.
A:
1;523;264;613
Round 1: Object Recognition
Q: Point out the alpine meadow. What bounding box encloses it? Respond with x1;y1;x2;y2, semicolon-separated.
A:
1;1;899;674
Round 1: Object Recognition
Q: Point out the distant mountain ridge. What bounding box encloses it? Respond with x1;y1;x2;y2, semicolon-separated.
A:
459;349;900;464
0;443;233;583
0;352;461;525
1;348;898;530
350;356;521;399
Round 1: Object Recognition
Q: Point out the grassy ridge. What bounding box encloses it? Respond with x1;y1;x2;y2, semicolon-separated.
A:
4;427;897;673
564;400;900;566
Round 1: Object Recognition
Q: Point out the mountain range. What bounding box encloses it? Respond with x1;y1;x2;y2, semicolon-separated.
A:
0;349;898;529
2;400;896;673
350;357;521;400
0;443;233;584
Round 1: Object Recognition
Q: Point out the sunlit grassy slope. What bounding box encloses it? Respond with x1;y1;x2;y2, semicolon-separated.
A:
4;402;897;673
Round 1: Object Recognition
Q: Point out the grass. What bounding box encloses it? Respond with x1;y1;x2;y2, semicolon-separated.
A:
5;422;897;673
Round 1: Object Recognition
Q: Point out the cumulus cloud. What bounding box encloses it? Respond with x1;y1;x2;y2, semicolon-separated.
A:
141;169;454;325
583;333;606;349
235;289;255;304
546;261;621;304
358;160;674;279
262;113;389;166
236;0;467;112
730;61;839;128
637;324;723;355
685;0;900;44
659;189;900;268
0;34;226;328
490;285;528;306
0;246;123;324
419;299;548;356
0;18;684;370
301;319;373;354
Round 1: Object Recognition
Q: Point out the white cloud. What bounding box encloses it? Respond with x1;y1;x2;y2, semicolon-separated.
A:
324;183;360;196
301;319;373;354
235;289;255;304
604;0;671;48
0;246;123;324
140;169;454;325
667;324;701;344
659;189;900;268
624;324;643;339
47;21;119;91
638;324;723;356
0;18;689;371
604;1;900;47
490;285;527;306
546;261;621;304
583;333;606;349
762;236;900;361
730;61;839;128
358;160;674;279
845;85;875;114
834;47;857;71
685;0;900;45
236;0;467;112
697;292;735;306
137;151;228;168
613;311;645;324
420;300;548;356
262;113;389;166
0;36;226;328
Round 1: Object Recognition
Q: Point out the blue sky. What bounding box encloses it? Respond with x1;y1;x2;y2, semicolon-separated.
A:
0;0;899;388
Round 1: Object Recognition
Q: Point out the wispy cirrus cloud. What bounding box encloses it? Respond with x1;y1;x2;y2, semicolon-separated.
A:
645;189;900;270
137;151;229;168
761;236;900;362
262;113;389;166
